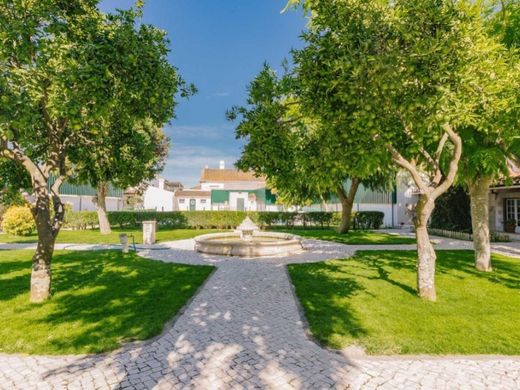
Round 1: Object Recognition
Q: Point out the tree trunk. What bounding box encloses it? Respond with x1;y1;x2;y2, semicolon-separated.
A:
468;175;493;272
337;178;360;234
94;182;111;235
415;194;437;301
30;180;61;302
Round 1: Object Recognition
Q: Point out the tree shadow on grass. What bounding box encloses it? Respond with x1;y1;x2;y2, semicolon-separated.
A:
0;251;32;301
288;262;368;346
434;250;520;291
6;250;213;354
345;250;418;297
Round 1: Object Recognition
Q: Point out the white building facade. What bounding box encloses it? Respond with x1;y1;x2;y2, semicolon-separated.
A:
143;178;177;212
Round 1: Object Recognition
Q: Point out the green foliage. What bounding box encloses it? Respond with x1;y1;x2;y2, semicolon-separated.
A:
352;211;385;230
488;0;520;49
0;250;213;354
228;65;393;207
291;0;517;199
302;211;334;228
0;158;30;206
63;210;338;230
63;211;99;230
429;186;472;232
0;0;189;254
288;250;520;354
1;206;36;236
275;228;415;245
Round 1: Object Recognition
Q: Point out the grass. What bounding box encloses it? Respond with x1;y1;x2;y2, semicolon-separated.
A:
288;250;520;355
0;228;223;245
272;228;416;245
0;249;213;355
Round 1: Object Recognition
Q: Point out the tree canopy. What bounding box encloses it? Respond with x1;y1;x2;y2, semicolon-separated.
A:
280;0;518;300
0;0;189;301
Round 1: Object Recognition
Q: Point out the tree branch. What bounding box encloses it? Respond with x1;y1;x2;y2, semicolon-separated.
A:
386;143;429;194
432;124;462;199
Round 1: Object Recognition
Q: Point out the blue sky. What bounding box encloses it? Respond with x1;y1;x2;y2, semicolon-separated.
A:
99;1;306;187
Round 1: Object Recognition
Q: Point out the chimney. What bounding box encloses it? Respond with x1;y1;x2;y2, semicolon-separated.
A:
158;178;165;190
219;160;225;170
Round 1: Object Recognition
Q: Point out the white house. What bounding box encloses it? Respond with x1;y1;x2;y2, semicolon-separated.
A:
196;161;280;212
143;178;182;212
174;190;211;211
490;164;520;233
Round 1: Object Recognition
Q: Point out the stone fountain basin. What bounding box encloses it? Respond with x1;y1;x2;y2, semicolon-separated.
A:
194;231;303;257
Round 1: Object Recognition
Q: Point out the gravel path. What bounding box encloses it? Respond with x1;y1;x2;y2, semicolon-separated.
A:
0;237;519;389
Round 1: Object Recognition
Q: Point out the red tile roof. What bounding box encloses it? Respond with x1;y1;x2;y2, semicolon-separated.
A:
200;169;265;183
175;190;211;198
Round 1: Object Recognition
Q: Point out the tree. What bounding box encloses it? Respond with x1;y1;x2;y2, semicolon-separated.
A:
70;6;195;234
228;65;392;233
76;120;169;234
289;0;512;300
0;1;186;301
457;0;520;272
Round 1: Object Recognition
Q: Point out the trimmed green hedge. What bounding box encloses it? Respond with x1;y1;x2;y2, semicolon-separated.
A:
63;210;384;230
353;211;385;230
64;211;98;230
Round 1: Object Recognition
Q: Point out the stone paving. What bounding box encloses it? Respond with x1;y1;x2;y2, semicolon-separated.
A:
0;237;519;389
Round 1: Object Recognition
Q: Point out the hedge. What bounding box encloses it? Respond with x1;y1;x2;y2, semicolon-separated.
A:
63;210;384;230
352;211;385;230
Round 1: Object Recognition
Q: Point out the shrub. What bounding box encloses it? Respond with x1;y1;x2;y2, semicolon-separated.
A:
303;212;334;228
64;211;98;230
1;205;36;236
353;211;384;230
429;186;472;232
107;211;188;229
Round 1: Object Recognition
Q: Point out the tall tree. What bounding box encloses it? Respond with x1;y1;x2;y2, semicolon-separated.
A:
74;120;170;235
70;6;195;234
228;65;392;233
289;0;512;300
458;0;520;272
0;1;185;301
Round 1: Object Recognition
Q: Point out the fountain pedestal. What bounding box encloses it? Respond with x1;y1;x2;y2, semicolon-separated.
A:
194;217;303;258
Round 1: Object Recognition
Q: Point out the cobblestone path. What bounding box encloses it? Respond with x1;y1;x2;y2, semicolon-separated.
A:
0;239;519;389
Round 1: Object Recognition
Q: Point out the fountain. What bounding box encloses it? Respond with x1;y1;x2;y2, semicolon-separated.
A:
194;217;303;257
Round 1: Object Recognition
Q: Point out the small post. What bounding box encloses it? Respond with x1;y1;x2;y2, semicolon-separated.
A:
119;233;129;253
142;220;157;245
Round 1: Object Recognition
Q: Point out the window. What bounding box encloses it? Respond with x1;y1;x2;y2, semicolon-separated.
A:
201;199;207;204
179;199;185;204
505;199;520;225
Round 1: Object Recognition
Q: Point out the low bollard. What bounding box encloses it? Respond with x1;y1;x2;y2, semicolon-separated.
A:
119;233;129;253
142;220;157;245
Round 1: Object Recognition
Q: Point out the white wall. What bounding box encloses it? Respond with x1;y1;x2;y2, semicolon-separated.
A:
143;186;175;211
491;190;520;232
61;195;122;212
176;197;211;211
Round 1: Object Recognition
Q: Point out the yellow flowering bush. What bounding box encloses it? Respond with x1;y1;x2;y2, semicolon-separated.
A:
1;205;36;236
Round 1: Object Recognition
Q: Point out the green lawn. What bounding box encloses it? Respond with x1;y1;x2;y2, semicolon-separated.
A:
288;250;520;355
273;228;416;245
0;228;223;245
0;249;213;355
